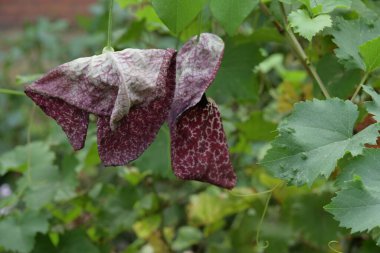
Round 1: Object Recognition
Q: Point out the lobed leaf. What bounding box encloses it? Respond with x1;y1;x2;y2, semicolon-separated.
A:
0;211;49;253
326;175;380;233
299;0;352;15
288;9;332;41
363;85;380;122
359;36;380;73
330;18;380;70
262;98;380;186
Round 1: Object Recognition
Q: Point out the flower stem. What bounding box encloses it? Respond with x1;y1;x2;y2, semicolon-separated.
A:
0;88;25;96
105;0;114;51
351;72;369;102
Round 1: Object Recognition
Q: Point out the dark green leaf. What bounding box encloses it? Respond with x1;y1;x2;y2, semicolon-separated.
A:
208;40;263;104
210;0;259;36
0;211;49;253
152;0;207;34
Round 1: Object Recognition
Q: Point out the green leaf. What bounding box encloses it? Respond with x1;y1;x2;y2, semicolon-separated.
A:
0;211;49;253
288;9;332;41
188;189;253;225
284;193;343;246
1;143;78;210
363;85;380;122
262;98;380;186
116;0;142;8
0;142;74;210
330;18;380;70
300;0;352;14
133;215;161;239
317;54;361;99
172;226;203;250
237;111;277;141
31;234;56;253
133;126;173;178
351;0;378;23
136;6;164;31
326;175;380;233
336;149;380;195
97;186;138;237
208;40;264;104
360;36;380;72
151;0;207;34
57;230;100;253
210;0;259;36
0;142;55;176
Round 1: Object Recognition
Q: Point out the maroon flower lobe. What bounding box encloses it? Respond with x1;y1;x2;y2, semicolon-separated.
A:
170;96;236;189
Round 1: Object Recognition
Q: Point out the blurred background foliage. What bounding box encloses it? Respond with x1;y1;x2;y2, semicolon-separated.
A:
1;0;380;252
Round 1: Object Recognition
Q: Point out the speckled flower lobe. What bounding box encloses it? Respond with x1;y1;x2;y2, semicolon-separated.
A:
170;33;236;189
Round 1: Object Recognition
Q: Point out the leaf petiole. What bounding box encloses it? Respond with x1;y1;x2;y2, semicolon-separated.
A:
351;72;369;102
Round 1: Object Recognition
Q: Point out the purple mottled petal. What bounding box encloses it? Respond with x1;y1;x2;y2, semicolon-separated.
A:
25;90;89;150
169;33;224;124
25;48;175;155
27;49;173;126
97;50;176;166
170;97;236;189
25;67;117;117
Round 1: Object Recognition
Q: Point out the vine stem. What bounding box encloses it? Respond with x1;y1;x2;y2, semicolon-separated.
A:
351;72;369;102
286;29;331;99
0;88;25;96
277;2;331;99
27;104;36;184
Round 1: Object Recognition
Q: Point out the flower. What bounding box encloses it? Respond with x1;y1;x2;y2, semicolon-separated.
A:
25;33;236;189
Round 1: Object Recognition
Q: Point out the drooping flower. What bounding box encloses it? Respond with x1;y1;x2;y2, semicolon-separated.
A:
169;33;236;189
25;33;236;189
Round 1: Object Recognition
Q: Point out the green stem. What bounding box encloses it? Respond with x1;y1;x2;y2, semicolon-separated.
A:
279;3;331;99
351;72;369;102
27;104;36;184
0;88;25;96
105;0;114;51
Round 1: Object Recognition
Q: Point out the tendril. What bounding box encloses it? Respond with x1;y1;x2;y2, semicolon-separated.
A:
256;191;272;251
226;183;283;252
328;241;343;253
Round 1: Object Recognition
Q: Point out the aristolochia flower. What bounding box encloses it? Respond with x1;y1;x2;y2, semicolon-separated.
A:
25;33;236;189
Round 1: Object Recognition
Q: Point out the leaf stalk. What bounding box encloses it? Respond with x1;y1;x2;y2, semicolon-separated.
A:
351;72;369;102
